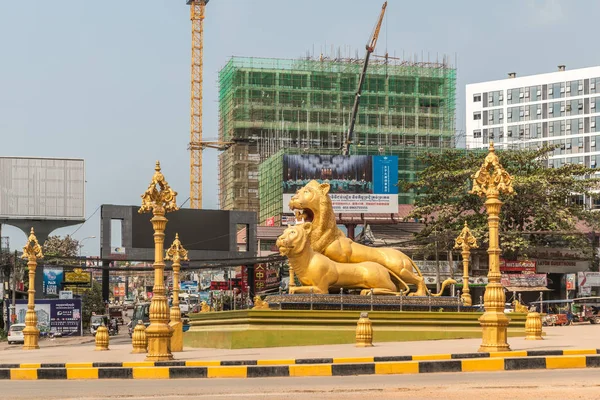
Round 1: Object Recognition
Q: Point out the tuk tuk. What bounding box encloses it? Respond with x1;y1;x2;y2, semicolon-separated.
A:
90;315;109;336
529;299;574;326
572;297;600;324
128;302;150;337
109;305;125;325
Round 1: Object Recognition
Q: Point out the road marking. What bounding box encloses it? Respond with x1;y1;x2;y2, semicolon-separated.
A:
207;366;247;378
257;359;296;366
461;358;504;372
545;356;586;369
333;357;374;364
10;369;37;380
133;367;170;379
67;368;99;380
375;361;419;374
288;364;332;377
412;354;451;361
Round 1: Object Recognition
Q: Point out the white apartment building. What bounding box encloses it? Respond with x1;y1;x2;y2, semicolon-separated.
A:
466;66;600;176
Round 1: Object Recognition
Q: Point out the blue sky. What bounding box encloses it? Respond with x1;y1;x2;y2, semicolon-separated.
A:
1;0;598;256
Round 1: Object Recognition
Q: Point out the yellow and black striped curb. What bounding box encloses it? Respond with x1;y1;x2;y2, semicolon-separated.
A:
1;353;600;380
2;348;598;370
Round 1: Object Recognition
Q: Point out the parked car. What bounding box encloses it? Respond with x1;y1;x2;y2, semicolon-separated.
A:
7;323;26;344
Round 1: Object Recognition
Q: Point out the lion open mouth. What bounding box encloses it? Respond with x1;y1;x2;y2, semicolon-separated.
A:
292;208;314;223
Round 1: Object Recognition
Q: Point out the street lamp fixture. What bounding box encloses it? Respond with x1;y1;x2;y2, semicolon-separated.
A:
21;228;43;350
470;142;515;352
139;161;179;361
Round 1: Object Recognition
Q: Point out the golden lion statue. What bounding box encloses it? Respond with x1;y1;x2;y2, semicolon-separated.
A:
252;296;270;310
513;299;529;313
278;223;405;295
200;301;213;313
289;180;455;296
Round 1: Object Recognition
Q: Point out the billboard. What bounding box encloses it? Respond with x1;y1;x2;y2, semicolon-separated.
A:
578;272;600;288
501;274;547;288
282;155;398;214
0;157;85;220
180;281;199;292
500;259;536;273
43;266;64;296
10;299;82;335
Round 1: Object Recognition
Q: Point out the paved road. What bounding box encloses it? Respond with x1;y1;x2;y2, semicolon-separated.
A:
2;369;597;399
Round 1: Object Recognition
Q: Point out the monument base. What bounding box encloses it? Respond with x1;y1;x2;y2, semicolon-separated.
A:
185;309;528;349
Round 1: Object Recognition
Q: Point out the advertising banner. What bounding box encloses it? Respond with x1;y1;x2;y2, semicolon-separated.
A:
566;274;577;291
181;281;199;292
282;155;398;214
413;260;460;275
10;299;82;335
43;267;64;296
577;272;600;288
500;259;536;273
501;274;547;287
253;263;281;293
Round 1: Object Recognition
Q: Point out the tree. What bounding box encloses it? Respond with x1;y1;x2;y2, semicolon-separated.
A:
403;146;600;260
43;235;80;264
82;281;106;330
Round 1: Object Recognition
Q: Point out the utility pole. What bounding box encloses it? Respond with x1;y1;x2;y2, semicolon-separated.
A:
11;250;17;326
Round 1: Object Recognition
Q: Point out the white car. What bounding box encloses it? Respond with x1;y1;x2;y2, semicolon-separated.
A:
7;323;26;344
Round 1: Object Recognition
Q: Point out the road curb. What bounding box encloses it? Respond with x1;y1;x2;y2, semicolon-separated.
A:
1;353;599;380
1;348;598;370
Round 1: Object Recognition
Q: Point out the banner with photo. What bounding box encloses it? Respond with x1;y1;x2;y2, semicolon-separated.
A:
282;155;398;214
43;267;64;296
10;299;82;335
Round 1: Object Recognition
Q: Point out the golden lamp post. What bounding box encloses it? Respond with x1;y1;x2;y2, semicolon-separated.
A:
139;161;179;361
454;222;478;307
165;233;188;352
21;228;43;350
470;142;515;352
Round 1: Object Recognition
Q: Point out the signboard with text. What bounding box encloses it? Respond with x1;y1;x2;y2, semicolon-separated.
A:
9;299;82;335
501;274;547;288
282;155;398;214
500;259;536;273
43;267;64;296
578;272;600;288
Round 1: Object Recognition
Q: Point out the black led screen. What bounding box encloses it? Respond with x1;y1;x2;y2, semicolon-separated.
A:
131;207;231;252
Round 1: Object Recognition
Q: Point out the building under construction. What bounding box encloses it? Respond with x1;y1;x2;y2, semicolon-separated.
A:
218;55;456;219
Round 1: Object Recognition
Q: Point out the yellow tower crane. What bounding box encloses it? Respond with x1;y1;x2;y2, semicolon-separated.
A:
187;0;233;209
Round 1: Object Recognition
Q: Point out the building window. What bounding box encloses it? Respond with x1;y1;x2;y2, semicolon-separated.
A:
473;94;481;102
473;129;482;138
473;112;481;120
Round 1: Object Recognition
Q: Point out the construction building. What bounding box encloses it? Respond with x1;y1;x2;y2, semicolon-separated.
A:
218;55;457;220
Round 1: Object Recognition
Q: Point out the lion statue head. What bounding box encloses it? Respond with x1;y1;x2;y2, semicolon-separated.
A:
288;180;332;223
276;223;312;257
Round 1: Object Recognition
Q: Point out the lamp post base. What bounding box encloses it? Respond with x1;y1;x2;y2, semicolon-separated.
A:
145;323;174;361
169;320;183;352
478;310;511;353
22;326;40;350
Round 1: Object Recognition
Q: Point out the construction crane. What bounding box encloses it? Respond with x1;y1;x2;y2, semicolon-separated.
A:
187;1;233;208
342;1;387;156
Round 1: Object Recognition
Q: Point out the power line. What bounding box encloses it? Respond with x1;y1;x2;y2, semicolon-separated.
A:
69;205;101;236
